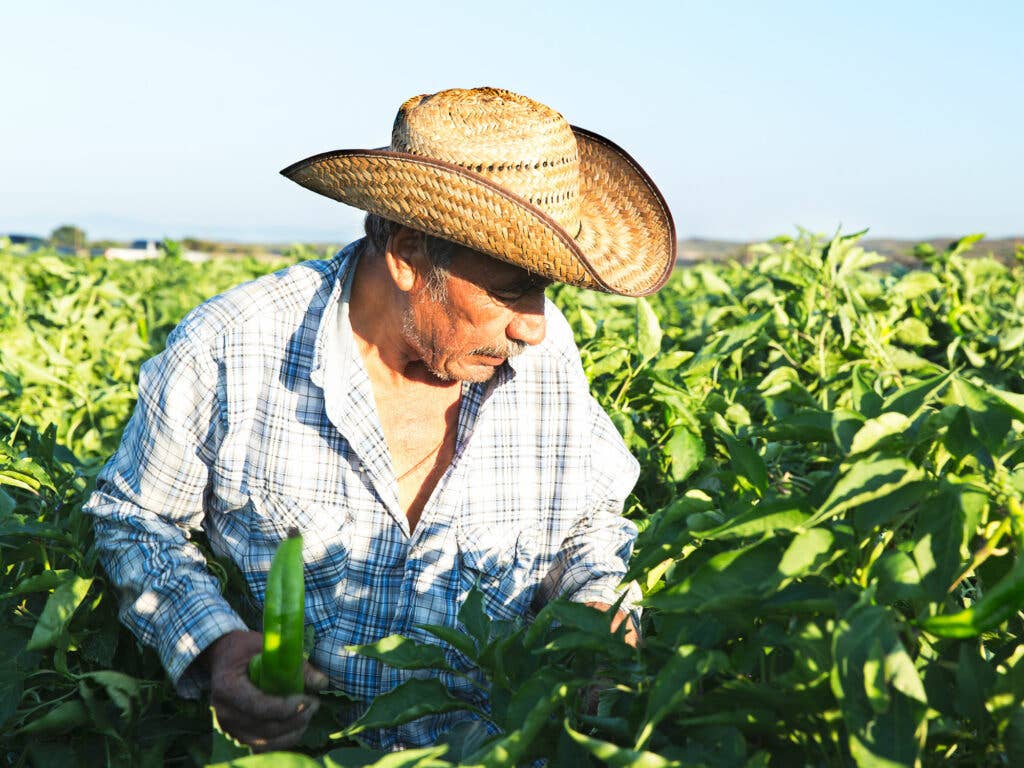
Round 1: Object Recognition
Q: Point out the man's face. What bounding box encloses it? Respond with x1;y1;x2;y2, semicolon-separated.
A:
402;246;550;383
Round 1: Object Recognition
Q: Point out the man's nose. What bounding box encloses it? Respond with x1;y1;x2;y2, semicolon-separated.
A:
507;297;546;346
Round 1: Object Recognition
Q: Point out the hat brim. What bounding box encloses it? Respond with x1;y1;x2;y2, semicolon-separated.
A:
280;126;676;297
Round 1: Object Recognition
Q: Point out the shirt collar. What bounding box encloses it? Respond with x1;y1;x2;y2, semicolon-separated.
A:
308;240;361;392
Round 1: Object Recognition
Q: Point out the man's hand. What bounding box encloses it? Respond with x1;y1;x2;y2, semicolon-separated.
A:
585;601;640;648
578;602;639;716
201;629;328;752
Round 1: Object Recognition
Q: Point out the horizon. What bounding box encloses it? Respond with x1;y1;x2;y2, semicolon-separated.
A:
6;222;1019;250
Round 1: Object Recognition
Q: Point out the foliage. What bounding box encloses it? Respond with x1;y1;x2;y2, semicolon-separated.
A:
2;233;1024;766
0;248;294;460
161;238;184;260
49;224;86;251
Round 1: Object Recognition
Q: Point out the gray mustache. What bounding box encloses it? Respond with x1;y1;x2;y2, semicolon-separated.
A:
471;339;527;359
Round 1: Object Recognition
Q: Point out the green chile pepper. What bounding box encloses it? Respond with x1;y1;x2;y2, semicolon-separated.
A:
248;529;305;695
922;556;1024;639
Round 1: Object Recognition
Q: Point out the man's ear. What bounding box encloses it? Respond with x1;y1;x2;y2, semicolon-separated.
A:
383;227;427;293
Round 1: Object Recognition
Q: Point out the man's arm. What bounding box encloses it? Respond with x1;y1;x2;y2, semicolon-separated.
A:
585;601;640;647
83;326;326;749
537;391;644;641
84;328;250;696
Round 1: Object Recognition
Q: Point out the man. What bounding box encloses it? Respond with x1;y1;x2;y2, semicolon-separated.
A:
83;87;675;751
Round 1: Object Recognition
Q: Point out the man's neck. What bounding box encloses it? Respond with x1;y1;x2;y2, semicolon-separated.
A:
347;247;453;392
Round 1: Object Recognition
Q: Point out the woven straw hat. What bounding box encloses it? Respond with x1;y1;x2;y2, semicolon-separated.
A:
281;87;676;296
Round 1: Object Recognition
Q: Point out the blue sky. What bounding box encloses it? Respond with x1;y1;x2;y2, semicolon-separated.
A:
1;1;1020;243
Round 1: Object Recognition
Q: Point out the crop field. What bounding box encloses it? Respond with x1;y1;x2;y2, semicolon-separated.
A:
2;233;1024;767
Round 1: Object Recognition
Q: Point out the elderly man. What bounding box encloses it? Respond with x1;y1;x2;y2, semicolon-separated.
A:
84;87;675;751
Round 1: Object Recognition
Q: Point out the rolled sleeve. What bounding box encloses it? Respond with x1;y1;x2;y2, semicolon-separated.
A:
83;326;246;698
541;395;642;615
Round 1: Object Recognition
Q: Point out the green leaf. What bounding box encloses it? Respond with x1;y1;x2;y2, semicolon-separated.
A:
636;298;663;362
891;271;941;301
848;413;910;455
459;584;491;650
325;746;450;768
588;346;630;380
695;495;811;540
887;347;942;374
346;635;453;671
207;753;321;767
666;427;704;483
806;456;925;528
850;366;884;419
953;642;995;724
538;629;633;660
210;704;252;762
565;720;681;767
961;342;987;369
578;307;598;337
16;699;90;736
943;406;978;461
0;568;70;598
721;433;768;494
0;627;39;729
831;602;927;767
852;477;932;534
949;233;985;256
870;552;925;605
332;678;478;738
1004;705;1024;765
416;624;479;662
319;747;386;767
644;538;785;613
953;377;1013;453
0;488;14;516
435;720;493;764
778;529;835;577
709;311;771;357
913;480;984;600
470;683;567;766
26;574;93;651
0;513;68;541
530;600;613;639
883;370;952;417
635;645;728;749
78;670;145;719
832;408;866;454
501;669;566;738
893;317;935;347
758;366;819;417
998;326;1024;352
759;408;834;442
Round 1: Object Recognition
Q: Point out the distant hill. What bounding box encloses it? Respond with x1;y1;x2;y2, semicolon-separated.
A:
677;236;1023;266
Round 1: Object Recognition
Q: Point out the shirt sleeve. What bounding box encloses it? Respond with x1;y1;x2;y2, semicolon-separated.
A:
82;326;247;698
538;392;643;615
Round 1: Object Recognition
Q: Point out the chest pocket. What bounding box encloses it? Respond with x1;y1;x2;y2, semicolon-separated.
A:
456;522;542;623
243;490;352;606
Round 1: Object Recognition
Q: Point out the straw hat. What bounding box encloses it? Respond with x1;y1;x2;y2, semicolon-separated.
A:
281;87;676;297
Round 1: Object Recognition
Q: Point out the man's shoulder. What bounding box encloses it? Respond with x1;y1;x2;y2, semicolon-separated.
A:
538;300;579;357
511;299;586;382
171;254;345;348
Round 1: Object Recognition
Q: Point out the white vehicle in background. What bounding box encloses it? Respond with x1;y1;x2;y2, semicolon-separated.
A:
104;239;209;262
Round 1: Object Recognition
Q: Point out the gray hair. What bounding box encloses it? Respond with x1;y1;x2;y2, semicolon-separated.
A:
362;214;462;302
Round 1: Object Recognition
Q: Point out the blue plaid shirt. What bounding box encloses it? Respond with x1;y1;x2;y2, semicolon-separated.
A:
84;241;641;750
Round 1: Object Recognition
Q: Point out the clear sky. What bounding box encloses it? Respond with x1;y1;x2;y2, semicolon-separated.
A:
1;1;1021;243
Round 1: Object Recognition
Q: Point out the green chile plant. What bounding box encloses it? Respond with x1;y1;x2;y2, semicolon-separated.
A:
0;249;299;460
2;233;1024;766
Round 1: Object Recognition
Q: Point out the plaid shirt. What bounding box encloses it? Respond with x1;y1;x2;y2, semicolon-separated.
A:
84;241;641;750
